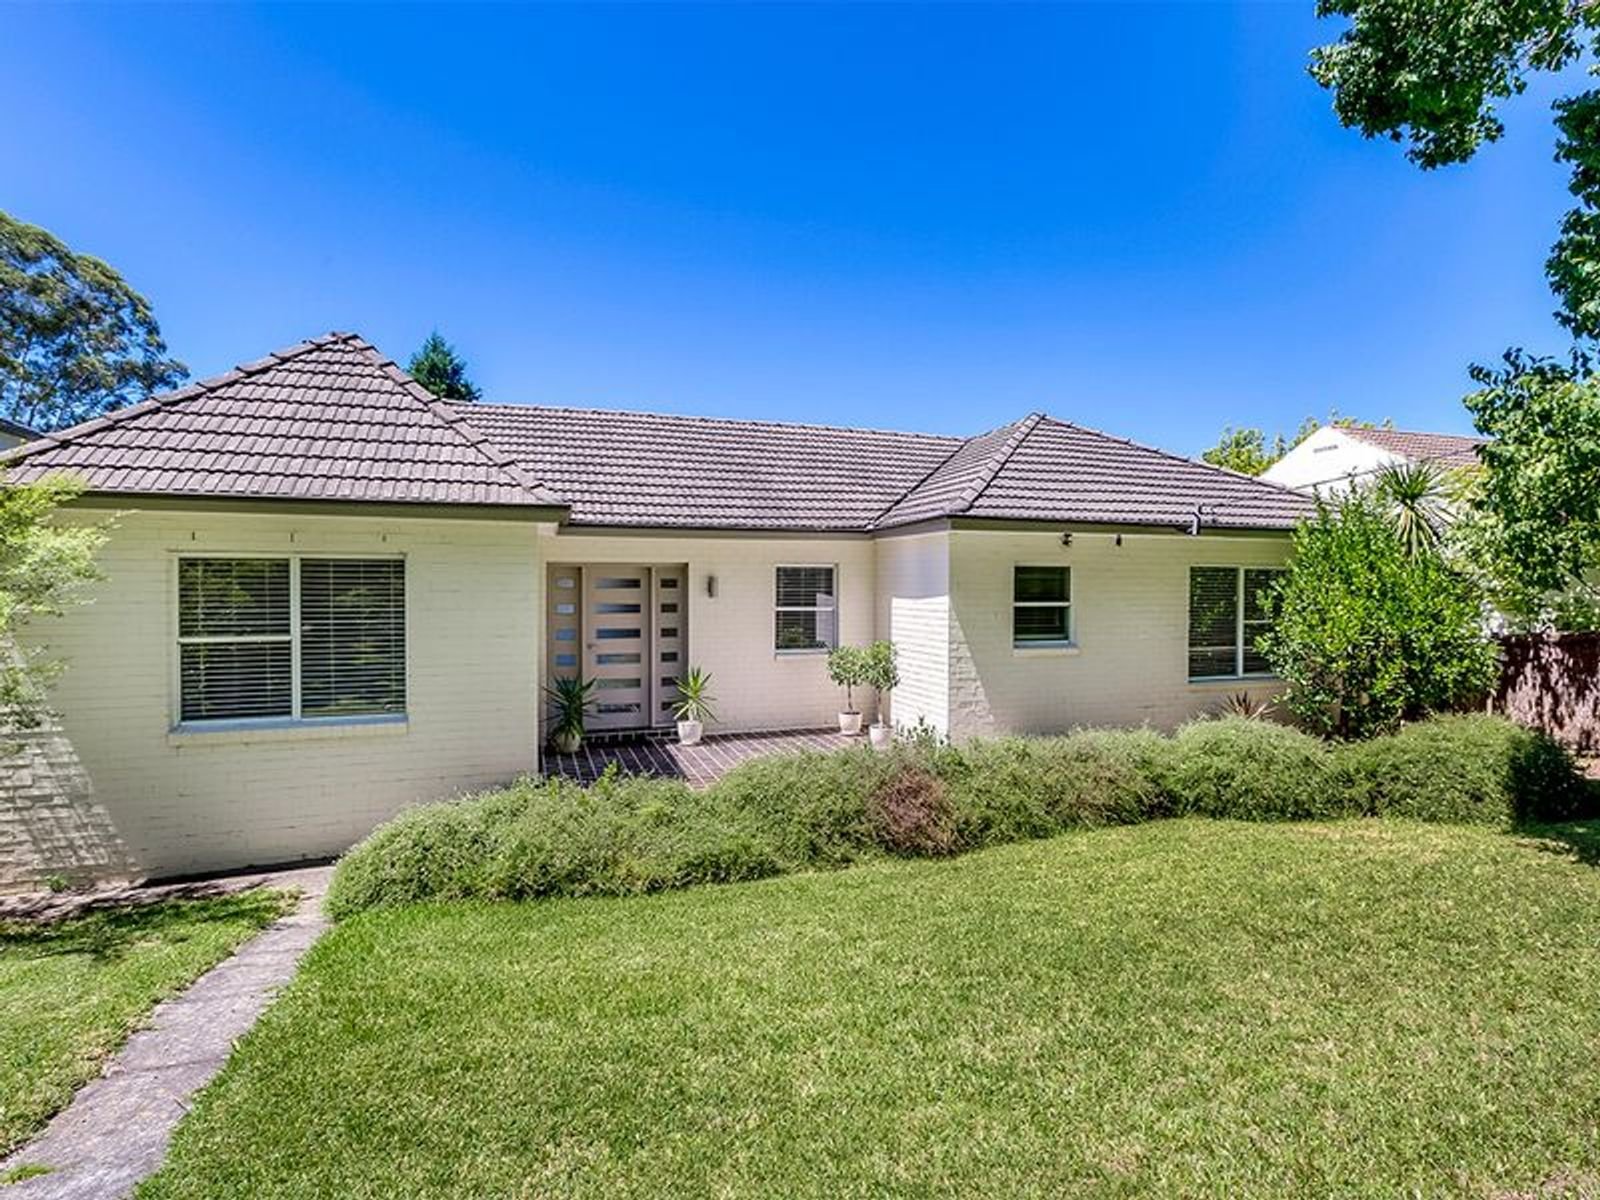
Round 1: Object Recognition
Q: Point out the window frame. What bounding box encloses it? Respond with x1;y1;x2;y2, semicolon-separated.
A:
1186;565;1284;682
172;552;408;730
773;563;839;655
1012;564;1074;650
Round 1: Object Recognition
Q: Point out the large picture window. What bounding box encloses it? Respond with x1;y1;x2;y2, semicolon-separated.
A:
1013;565;1072;647
177;557;406;724
1187;566;1284;680
774;565;837;652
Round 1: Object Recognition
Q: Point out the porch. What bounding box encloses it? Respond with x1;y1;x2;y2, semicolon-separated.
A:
543;728;855;788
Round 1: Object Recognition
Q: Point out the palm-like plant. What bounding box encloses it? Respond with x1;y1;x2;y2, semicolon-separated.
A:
1373;461;1451;557
672;667;717;724
543;675;595;746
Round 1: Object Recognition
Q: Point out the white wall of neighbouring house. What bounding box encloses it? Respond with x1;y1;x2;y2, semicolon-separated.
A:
945;527;1291;740
544;529;878;734
8;506;543;881
873;529;951;735
1261;426;1402;495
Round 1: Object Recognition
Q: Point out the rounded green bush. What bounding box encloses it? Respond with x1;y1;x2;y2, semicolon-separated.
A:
1338;713;1595;826
1166;717;1344;820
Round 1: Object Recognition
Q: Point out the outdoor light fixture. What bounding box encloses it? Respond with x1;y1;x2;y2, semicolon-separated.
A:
706;574;718;598
1060;532;1073;547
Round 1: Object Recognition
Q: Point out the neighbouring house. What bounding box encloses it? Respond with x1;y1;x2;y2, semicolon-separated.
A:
0;333;1312;882
1261;424;1485;495
0;416;38;451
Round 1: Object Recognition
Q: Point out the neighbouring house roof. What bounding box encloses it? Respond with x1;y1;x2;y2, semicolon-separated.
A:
1;331;1315;532
1339;426;1485;470
0;334;561;509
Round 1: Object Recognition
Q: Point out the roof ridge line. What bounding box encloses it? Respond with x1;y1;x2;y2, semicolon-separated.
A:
952;412;1044;515
1035;413;1310;501
0;332;353;468
454;400;964;444
863;427;983;530
342;336;563;506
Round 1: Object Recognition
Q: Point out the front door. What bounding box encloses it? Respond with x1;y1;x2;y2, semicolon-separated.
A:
584;567;651;731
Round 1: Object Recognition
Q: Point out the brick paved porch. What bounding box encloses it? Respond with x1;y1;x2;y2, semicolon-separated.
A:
543;728;855;788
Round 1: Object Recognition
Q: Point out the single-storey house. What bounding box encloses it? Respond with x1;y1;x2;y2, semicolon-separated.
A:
2;333;1312;880
1262;424;1485;495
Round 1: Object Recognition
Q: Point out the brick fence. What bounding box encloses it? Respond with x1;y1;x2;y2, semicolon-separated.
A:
1495;632;1600;756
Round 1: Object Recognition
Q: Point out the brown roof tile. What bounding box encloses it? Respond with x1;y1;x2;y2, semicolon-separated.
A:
0;334;561;510
1341;427;1485;469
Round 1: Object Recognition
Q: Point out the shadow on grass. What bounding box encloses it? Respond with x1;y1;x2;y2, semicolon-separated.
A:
1513;819;1600;867
0;891;289;965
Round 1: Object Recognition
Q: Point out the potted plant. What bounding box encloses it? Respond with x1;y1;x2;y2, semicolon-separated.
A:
543;675;595;754
672;667;716;746
826;645;868;735
864;640;899;751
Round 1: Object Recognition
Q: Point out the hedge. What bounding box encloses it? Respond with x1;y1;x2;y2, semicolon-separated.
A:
325;714;1598;919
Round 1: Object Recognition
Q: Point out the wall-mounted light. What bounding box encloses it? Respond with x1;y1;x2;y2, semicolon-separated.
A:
1115;533;1123;547
705;574;718;598
1060;532;1073;547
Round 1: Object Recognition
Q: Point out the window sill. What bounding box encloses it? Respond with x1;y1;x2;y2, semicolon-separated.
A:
1013;643;1081;657
168;714;409;747
774;649;831;658
1187;675;1279;687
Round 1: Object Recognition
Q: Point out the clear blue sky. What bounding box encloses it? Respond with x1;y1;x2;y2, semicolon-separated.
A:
1;3;1580;453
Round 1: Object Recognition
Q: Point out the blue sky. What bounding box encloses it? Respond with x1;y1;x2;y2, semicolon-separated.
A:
0;3;1580;452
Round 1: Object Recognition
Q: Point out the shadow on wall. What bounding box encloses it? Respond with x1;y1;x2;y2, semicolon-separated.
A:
1;720;137;895
1497;632;1600;757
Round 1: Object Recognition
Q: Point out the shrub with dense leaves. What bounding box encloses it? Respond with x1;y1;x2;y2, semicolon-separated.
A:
1166;717;1344;820
1339;714;1592;825
327;714;1597;919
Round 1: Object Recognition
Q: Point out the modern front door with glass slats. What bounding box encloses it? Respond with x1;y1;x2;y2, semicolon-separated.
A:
546;564;686;733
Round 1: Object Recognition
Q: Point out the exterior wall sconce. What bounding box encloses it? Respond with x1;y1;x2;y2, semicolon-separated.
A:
706;574;718;598
1060;532;1073;547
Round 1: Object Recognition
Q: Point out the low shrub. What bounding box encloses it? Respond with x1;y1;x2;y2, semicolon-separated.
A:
1339;713;1595;826
328;714;1599;920
1166;717;1345;821
867;769;958;856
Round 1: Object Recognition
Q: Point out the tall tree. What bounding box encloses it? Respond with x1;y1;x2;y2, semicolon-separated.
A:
407;332;482;403
0;211;187;433
1311;0;1600;337
1456;348;1600;628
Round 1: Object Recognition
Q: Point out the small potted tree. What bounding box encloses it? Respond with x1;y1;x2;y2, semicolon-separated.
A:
826;645;868;735
543;675;595;755
864;640;899;751
672;667;716;746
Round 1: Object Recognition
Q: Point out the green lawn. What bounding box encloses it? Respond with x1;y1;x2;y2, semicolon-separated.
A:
0;889;290;1157
143;821;1600;1199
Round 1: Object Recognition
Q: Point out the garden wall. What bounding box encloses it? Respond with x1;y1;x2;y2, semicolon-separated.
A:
1495;632;1600;756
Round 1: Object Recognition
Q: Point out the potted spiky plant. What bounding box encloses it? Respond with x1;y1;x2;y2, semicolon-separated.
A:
672;667;716;746
827;645;868;735
864;640;899;751
543;675;595;754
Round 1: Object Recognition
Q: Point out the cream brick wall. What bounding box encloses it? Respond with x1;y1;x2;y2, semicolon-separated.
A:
873;530;951;734
546;530;876;733
12;507;543;879
947;527;1291;739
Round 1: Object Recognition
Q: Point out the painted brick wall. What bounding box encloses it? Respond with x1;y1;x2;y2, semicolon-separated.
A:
546;530;877;734
873;530;951;734
946;528;1291;739
14;507;543;880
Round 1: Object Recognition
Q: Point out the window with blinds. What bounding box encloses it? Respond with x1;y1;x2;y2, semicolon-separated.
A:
177;557;406;724
1013;565;1072;647
775;565;837;651
1187;566;1284;680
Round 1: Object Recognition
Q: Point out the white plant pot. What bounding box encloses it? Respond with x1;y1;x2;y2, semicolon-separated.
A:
839;711;863;736
677;719;703;746
868;722;892;751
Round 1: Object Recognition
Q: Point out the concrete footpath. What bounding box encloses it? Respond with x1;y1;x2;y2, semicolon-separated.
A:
1;866;331;1199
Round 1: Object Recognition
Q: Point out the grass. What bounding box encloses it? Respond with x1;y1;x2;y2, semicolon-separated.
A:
142;820;1600;1199
0;889;291;1158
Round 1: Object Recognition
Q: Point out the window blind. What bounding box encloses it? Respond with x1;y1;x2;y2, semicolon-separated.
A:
177;559;293;721
1187;566;1240;679
1013;565;1071;645
775;565;837;651
299;559;406;717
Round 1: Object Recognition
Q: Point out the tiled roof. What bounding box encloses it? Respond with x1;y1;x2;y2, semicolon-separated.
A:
0;416;37;443
0;334;561;509
1341;427;1485;469
0;331;1314;532
451;402;960;531
872;414;1315;531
